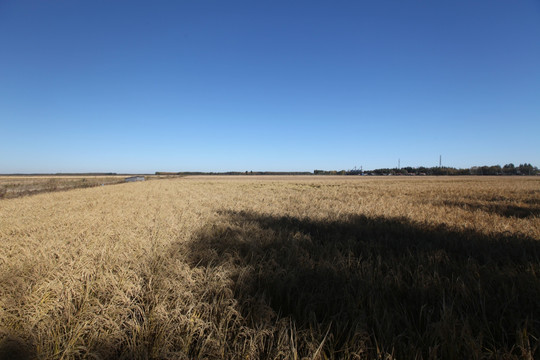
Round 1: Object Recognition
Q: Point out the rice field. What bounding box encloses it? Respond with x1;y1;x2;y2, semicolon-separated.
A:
0;176;127;199
0;176;539;359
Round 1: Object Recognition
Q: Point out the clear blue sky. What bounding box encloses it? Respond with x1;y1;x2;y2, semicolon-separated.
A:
1;1;539;173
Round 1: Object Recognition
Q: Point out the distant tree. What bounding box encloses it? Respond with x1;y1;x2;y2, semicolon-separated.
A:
404;167;414;174
518;163;534;175
503;163;516;175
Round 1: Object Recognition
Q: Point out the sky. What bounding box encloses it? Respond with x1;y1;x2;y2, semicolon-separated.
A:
1;0;539;173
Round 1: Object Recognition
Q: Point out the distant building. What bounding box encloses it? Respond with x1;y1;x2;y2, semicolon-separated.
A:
125;176;145;182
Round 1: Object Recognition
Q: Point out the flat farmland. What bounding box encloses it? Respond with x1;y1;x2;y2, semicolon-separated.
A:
0;175;180;200
0;176;127;199
1;176;539;359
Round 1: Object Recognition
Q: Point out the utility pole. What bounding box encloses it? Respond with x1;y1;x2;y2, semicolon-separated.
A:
439;155;442;168
398;158;400;170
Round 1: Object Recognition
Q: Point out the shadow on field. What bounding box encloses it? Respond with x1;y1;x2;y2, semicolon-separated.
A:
0;336;142;360
3;210;539;359
0;336;34;360
186;210;540;358
439;200;540;219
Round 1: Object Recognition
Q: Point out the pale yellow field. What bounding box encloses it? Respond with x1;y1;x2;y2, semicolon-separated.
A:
0;176;539;359
0;175;181;200
0;176;126;199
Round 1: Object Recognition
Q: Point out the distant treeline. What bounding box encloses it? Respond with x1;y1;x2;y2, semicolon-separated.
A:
55;172;119;176
315;163;539;176
1;172;119;176
157;164;538;177
156;171;313;176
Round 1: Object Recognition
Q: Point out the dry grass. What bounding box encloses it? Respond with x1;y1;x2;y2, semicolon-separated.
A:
0;176;539;359
0;176;130;199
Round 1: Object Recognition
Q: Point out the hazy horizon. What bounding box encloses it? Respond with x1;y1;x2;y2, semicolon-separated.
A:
1;161;538;176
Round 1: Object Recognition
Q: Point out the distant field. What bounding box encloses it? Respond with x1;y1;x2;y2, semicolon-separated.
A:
0;176;129;199
0;175;178;199
0;176;539;359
